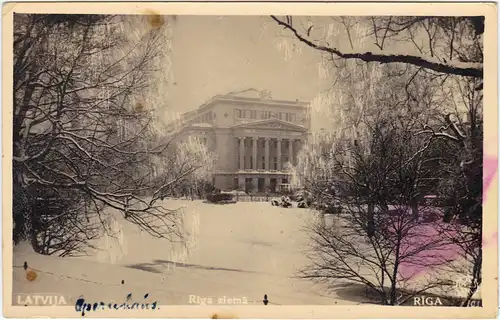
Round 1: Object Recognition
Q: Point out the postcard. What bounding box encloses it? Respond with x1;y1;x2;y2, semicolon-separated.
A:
3;1;498;318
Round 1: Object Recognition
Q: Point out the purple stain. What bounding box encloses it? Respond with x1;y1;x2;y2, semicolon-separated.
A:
483;156;498;203
397;221;460;280
382;207;461;281
479;156;498;250
483;232;498;248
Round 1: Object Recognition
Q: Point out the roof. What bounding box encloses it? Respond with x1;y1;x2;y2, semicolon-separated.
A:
182;94;310;119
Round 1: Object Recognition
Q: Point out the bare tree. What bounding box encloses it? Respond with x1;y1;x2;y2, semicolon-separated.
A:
299;113;457;305
12;14;193;255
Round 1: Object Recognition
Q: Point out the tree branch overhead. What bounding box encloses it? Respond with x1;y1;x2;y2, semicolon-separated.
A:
270;15;483;79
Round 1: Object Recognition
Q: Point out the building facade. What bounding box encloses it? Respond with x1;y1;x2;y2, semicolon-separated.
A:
167;90;311;193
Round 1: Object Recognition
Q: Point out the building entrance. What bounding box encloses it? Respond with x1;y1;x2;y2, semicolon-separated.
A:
258;178;265;193
245;178;253;193
270;178;277;193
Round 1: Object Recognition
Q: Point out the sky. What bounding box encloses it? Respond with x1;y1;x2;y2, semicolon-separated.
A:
160;16;333;130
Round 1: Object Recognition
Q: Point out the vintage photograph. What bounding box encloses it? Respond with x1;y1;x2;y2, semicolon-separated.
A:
6;3;497;317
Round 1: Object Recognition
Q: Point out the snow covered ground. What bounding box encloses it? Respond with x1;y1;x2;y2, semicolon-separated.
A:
13;200;359;307
12;199;480;308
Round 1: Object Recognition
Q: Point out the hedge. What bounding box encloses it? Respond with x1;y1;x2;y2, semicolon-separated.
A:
206;193;235;203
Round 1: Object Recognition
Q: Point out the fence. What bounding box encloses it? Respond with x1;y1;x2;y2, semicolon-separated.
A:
167;194;282;202
233;194;281;202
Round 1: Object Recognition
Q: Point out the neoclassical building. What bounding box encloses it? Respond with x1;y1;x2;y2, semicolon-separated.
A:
167;90;311;192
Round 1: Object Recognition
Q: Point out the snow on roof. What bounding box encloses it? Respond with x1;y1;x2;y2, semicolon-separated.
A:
226;88;264;98
190;123;213;128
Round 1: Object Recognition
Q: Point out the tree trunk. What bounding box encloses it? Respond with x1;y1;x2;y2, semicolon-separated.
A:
390;238;402;305
410;199;419;219
124;196;130;219
462;236;482;306
367;202;375;238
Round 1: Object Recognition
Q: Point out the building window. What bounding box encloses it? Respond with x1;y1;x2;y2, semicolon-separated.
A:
244;156;246;169
237;156;240;168
251;110;257;119
250;156;253;169
203;137;208;145
262;156;265;169
262;111;271;119
273;157;278;170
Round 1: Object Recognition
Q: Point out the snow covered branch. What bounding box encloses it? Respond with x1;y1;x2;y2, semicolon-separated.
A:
270;16;483;79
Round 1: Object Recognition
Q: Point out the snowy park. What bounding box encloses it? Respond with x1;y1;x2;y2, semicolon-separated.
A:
13;198;482;307
14;200;361;306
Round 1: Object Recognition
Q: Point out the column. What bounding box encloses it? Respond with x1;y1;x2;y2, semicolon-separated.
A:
252;137;258;170
296;139;303;157
277;138;282;171
265;176;271;193
238;176;245;190
288;139;294;166
265;138;270;170
239;137;245;170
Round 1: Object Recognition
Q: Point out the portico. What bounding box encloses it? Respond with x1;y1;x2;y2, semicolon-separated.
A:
235;137;302;171
231;119;307;193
